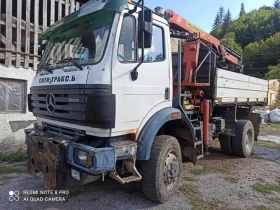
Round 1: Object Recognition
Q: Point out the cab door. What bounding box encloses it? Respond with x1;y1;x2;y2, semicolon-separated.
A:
112;12;172;134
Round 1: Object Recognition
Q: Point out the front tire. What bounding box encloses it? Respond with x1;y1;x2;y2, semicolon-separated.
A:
139;135;182;203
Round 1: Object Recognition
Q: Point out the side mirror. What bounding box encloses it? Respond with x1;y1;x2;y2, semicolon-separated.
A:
138;9;153;48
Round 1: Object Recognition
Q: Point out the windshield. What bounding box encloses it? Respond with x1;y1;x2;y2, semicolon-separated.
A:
39;10;115;70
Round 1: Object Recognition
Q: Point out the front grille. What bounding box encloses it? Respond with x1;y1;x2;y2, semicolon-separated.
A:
43;122;86;140
30;84;111;125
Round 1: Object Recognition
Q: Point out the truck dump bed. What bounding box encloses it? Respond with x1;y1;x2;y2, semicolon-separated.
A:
215;69;268;104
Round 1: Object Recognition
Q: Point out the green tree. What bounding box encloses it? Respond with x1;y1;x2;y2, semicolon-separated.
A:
211;7;225;38
221;32;243;54
212;13;222;31
231;9;274;47
267;64;280;79
243;32;280;78
260;6;273;10
210;2;280;78
224;9;232;24
221;9;232;37
273;10;280;32
274;0;280;9
211;27;223;38
239;3;246;17
218;7;225;23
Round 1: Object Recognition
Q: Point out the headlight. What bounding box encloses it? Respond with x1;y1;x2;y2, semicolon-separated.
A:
74;149;93;168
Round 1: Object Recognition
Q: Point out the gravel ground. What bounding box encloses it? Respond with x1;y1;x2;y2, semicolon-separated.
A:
258;135;280;144
0;170;190;210
253;146;280;162
0;143;279;210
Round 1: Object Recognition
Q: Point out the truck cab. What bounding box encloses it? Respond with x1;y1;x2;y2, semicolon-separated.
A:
26;0;265;203
31;0;171;138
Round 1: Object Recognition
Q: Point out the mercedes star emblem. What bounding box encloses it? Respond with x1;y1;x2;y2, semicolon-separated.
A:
46;93;56;113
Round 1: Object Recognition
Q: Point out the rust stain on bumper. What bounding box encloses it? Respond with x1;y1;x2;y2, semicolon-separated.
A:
27;134;67;189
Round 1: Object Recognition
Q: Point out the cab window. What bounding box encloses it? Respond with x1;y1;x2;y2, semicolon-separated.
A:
118;15;136;62
140;25;165;62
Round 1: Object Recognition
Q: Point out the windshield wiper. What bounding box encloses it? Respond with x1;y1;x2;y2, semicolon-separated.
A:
39;65;53;74
59;57;83;70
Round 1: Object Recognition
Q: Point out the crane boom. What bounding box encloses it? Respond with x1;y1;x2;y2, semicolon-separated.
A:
165;9;243;69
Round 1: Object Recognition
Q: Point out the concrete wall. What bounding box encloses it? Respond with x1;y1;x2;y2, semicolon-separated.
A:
0;65;36;152
268;79;280;108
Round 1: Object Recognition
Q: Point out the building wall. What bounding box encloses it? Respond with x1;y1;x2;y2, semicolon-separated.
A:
268;79;280;108
0;65;36;152
0;1;86;153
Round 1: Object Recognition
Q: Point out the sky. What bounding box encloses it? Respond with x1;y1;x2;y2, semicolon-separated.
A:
145;0;275;32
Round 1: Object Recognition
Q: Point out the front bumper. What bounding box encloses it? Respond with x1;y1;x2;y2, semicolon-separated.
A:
27;133;68;189
67;142;115;174
26;131;117;189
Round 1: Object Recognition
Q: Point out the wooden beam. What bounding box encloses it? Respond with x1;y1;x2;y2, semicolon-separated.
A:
0;20;44;35
43;0;48;32
33;0;39;70
50;0;55;25
76;1;80;10
24;0;31;69
16;0;22;68
58;0;62;20
65;0;70;16
70;0;75;13
0;0;2;38
0;48;41;58
5;0;12;66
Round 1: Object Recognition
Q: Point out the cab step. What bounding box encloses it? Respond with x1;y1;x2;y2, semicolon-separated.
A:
109;139;142;184
110;169;142;184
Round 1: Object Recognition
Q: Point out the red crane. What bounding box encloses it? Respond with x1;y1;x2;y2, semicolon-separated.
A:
166;9;243;87
164;9;243;152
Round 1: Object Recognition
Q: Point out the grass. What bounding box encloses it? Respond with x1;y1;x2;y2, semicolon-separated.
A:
188;162;233;176
0;166;26;174
255;205;273;210
223;176;239;184
182;176;196;182
0;149;27;163
260;123;280;136
253;183;280;193
0;175;13;182
269;197;280;204
265;123;280;128
254;141;280;150
179;182;221;210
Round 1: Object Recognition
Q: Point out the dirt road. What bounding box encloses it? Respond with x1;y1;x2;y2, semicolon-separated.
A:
0;141;279;210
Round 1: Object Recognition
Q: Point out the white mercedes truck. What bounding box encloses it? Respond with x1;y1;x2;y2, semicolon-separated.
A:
25;0;268;203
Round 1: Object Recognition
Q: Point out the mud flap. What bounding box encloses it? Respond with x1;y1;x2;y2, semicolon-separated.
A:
219;133;233;155
27;135;68;189
249;112;261;141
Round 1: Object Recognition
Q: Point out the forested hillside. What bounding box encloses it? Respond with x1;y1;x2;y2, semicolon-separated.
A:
211;0;280;79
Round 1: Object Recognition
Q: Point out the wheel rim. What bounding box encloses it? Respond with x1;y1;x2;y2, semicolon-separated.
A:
245;129;253;151
163;151;179;189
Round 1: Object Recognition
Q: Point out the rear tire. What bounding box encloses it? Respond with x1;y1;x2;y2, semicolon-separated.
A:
139;135;182;203
232;120;254;157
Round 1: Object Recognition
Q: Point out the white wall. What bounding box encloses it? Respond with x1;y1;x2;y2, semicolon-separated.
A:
0;65;36;152
268;79;280;108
